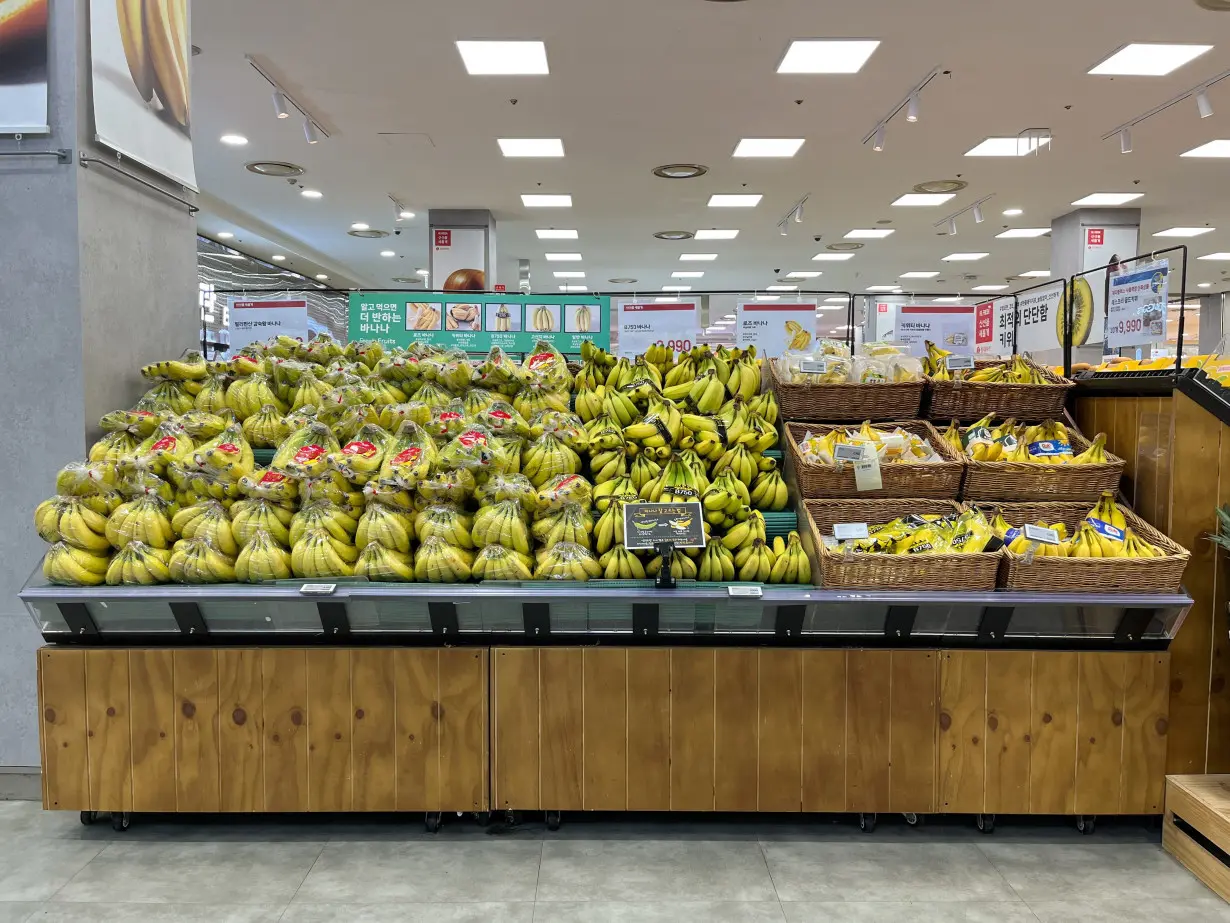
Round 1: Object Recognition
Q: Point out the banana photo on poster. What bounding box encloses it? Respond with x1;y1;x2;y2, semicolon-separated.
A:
0;0;49;133
89;0;196;188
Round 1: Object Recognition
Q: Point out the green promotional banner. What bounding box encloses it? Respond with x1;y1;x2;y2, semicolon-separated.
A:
349;292;611;355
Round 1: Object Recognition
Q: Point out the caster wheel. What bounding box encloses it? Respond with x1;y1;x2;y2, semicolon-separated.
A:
424;812;441;834
903;813;922;827
858;813;877;834
504;809;521;827
110;812;131;832
976;814;995;834
1077;815;1096;835
474;811;492;827
79;811;98;826
546;811;561;832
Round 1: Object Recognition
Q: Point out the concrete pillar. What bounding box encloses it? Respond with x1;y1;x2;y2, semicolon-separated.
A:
0;0;198;781
428;209;497;290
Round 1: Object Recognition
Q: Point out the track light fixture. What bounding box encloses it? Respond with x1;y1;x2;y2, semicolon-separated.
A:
249;56;329;142
303;118;320;144
934;193;995;237
779;221;789;237
794;203;804;223
973;203;984;224
948;217;958;236
272;90;289;119
861;66;941;151
872;124;886;152
776;194;810;236
906;92;919;123
1198;88;1214;119
1102;67;1230;151
1120;128;1133;154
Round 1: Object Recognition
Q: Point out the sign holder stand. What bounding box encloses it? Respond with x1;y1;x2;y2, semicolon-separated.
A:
654;541;677;590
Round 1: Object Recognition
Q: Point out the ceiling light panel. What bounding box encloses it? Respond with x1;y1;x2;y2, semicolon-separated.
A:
522;194;572;207
1182;140;1230;158
708;194;762;207
1199;252;1230;260
934;297;965;303
300;189;322;199
1003;208;1024;216
777;39;880;74
733;138;805;157
964;136;1052;157
536;229;578;239
754;296;780;301
900;271;940;278
672;271;705;278
662;285;692;291
1020;269;1051;277
695;229;739;239
866;285;900;291
942;252;990;261
891;193;955;206
1088;43;1212;76
220;134;247;146
787;271;823;278
380;250;395;257
1154;227;1215;237
824;297;849;303
973;285;1010;291
553;271;585;278
498;138;565;157
215;232;233;239
813;253;855;261
845;229;894;239
545;252;582;261
767;285;798;291
996;228;1051;238
559;285;587;292
456;40;549;75
1071;192;1143;206
680;253;718;261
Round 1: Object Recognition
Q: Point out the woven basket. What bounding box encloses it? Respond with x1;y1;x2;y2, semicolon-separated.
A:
768;361;924;423
786;420;965;500
959;428;1125;503
926;357;1073;421
804;499;1001;590
975;501;1189;593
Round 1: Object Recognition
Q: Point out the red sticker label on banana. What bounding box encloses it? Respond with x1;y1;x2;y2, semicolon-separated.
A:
150;437;176;452
293;445;325;464
343;441;378;457
216;443;240;454
259;471;287;484
391;447;422;466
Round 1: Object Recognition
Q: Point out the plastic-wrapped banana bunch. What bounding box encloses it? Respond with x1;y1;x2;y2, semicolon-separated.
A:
535;473;594;515
438;425;512;474
425;401;469;440
231;497;294;548
106;495;175;550
474;472;537;515
237;469;299;505
414;536;474;582
291;526;357;578
290;500;358;549
242;404;291;448
355;503;413;554
106;542;172;585
42;541;110;586
180;409;234;442
415;468;477;508
415;504;474;549
226;373;286;420
943;415;1109;466
532;501;594;545
376;421;436;489
141;379;196;415
173;501;238;555
472;544;536;581
34;496;110;552
473;500;533;555
830;509;998;557
523;433;582;488
353;542;415;581
169;538;237;584
235;530;293;583
327;424;392;486
799;422;942;467
534;541;601;581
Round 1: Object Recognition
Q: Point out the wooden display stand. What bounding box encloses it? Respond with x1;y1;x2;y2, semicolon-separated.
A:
1163;775;1230;900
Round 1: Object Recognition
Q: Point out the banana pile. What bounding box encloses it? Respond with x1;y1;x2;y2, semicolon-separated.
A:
942;415;1110;465
925;342;1051;383
997;492;1164;559
823;507;998;556
36;335;810;586
778;340;924;385
798;422;944;467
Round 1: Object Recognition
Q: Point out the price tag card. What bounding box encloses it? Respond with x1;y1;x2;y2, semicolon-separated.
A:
833;443;866;464
728;585;763;598
299;583;338;595
622;501;706;550
1023;523;1060;545
799;359;829;374
833;522;870;541
945;355;976;371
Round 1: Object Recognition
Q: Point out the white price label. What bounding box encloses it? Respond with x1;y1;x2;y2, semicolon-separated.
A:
1022;524;1060;546
728;585;763;598
833;522;870;541
799;359;829;374
833;443;866;463
299;583;338;595
854;455;883;491
946;355;976;371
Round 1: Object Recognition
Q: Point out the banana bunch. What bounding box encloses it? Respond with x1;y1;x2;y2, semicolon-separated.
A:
593;475;638;514
226;374;286;420
747;390;778;426
472;500;533;554
749;470;789;511
641;453;708;503
169;538;236;583
472;544;535;581
1071;433;1109;465
328;424;392;486
414;468;477;508
575;306;592;333
192;425;256;484
43;542;110;586
686;371;727;415
589;445;630;484
355;503;413;553
37;497;111;552
288;375;333;414
768;532;812;583
331;405;379;445
697;542;736;582
273;423;341;479
573;385;607;424
106;495;174;549
414;537;474;582
236;405;285;449
532;501;593;540
599;545;647;580
140;380;195;414
702;470;751;529
711;443;763;487
534;502;593;550
235;530;293;583
414;505;474;549
599;388;642;429
574;361;608;393
628;454;662;493
130;421;195;474
353;543;415;581
291;526;358;578
522;433;581;488
141;353;207;382
1007;523;1070;557
735;538;776;582
530;306;556;332
623;400;683;449
291;500;358;549
193;375;229;414
644;342;675;378
785;319;813;353
377;421;436;487
722;510;767;551
725;356;762;401
593;500;628;555
174;500;237;555
536;541;602;580
585;412;626;456
646;549;698;580
106;542;172;585
474;473;537;514
535;473;593;515
89;430;140;466
232;498;294;548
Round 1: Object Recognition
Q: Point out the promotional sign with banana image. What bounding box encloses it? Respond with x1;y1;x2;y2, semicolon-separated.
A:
0;0;49;133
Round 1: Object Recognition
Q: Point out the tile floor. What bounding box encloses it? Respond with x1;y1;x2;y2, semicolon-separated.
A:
0;801;1225;921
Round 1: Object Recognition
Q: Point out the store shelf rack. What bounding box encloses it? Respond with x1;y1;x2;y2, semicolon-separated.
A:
20;573;1190;650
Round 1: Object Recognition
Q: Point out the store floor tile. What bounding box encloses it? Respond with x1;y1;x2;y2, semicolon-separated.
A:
0;801;1221;920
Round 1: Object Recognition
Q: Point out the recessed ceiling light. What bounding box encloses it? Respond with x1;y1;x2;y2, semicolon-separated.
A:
900;271;940;278
271;254;285;262
498;138;565;157
380;250;396;257
652;163;709;179
1003;208;1024;216
536;229;578;239
245;161;304;177
754;295;780;301
220;134;247;146
301;189;323;199
673;271;705;278
827;242;864;251
942;252;990;261
350;223;369;231
348;229;390;239
933;296;965;303
609;277;638;284
1088;43;1212;76
891;193;955;206
554;271;585;278
824;297;849;303
559;285;587;292
680;253;718;261
964;136;1051;157
399;210;416;219
522;194;572;207
1182;140;1230;158
914;179;968;194
663;285;692;291
654;230;694;241
866;285;900;292
845;229;894;239
767;285;798;291
695;229;739;239
1198;282;1213;288
973;284;1010;291
787;271;822;278
733;138;805;157
1071;192;1143;206
215;231;234;239
1019;269;1051;277
1199;252;1230;260
456;40;549;75
545;253;582;261
1154;227;1216;237
813;253;855;261
315;274;328;280
777;39;880;74
708;194;762;207
996;228;1051;238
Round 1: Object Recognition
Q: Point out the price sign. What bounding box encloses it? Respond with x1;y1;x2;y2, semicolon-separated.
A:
1107;260;1169;348
616;300;701;358
946;355;976;371
833;523;870;541
622;502;707;550
735;300;819;356
833;443;867;464
1023;524;1060;545
299;583;338;595
799;359;829;374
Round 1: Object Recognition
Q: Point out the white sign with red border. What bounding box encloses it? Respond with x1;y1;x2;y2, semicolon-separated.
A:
894;305;976;358
735;300;818;356
615;300;701;357
229;298;309;353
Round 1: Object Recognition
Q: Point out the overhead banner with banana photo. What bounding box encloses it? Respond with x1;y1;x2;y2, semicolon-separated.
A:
0;0;49;133
735;300;819;355
348;292;611;355
90;0;196;189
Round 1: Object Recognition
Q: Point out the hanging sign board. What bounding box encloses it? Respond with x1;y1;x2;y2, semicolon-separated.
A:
735;300;818;356
1106;259;1170;348
1015;283;1065;353
348;292;610;354
893;306;975;358
975;298;1018;356
1075;225;1139;347
430;227;488;292
622;502;706;550
615;300;701;357
229;299;309;353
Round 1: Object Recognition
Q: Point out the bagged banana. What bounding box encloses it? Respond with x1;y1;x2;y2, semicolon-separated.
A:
471;544;535;581
291;526;357;578
474;400;530;437
327;423;392;486
231;497;294;548
532;502;594;543
414;536;474;582
238;469;300;504
377;420;437;487
414;504;474;549
141;379;195;415
438;425;508;473
415;468;477;507
353;542;415;581
355;503;414;554
192;424;255;483
235;529;293;583
472;500;533;554
519;341;572;393
536;473;593;514
534;541;601;581
106;542;172;585
38;497;110;552
475;346;521;394
272;422;340;479
106;495;175;549
169;537;237;584
522;432;582;487
176;500;238;555
290;499;358;548
242;404;290;448
474;472;537;514
43;541;109;586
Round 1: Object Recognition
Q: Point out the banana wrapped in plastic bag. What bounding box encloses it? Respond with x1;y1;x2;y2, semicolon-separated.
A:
231;498;294;548
474;400;530;437
290;500;358;548
475;346;521;394
43;541;110;586
534;541;601;581
414;536;474;582
169;537;237;584
291;526;357;578
353;542;415;581
271;422;340;479
106;495;175;550
532;502;594;541
414;468;477;507
355;504;414;554
472;500;533;554
327;424;392;486
235;529;293;583
475;472;538;515
105;542;172;585
519;341;572;393
535;473;593;515
414;504;475;549
471;544;535;581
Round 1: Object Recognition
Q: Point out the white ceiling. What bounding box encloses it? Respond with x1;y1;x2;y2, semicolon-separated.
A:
190;0;1230;298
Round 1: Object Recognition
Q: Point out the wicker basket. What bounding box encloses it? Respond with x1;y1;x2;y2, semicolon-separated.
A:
926;357;1073;421
786;420;965;499
959;428;1125;503
767;361;924;422
974;501;1190;593
804;499;1001;590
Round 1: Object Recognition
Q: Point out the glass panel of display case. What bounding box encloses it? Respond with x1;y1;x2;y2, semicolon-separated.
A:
25;600;72;635
714;601;771;632
88;600;179;633
348;598;433;633
1007;604;1122;637
805;602;887;634
587;598;633;633
913;604;983;636
199;599;322;633
552;598;588;632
